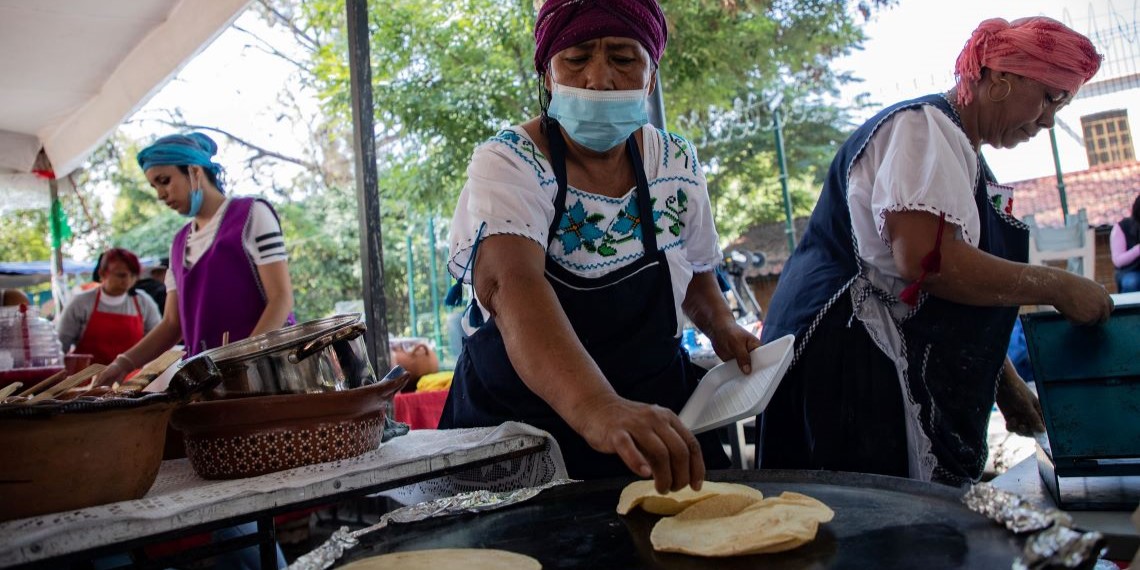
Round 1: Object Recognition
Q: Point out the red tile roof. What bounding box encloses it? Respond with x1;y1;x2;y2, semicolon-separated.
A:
1008;160;1140;228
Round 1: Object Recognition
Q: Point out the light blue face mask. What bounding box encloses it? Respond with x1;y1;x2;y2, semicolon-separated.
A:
547;82;650;152
183;187;203;218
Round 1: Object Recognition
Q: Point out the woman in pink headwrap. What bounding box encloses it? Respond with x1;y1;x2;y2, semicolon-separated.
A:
440;0;759;492
759;17;1113;485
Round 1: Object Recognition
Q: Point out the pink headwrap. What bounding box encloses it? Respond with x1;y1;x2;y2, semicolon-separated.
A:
955;17;1102;106
533;0;668;74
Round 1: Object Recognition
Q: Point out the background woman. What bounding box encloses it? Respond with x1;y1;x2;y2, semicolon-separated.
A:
57;247;160;365
759;17;1112;486
440;0;759;493
1111;193;1140;293
98;132;294;384
93;132;294;569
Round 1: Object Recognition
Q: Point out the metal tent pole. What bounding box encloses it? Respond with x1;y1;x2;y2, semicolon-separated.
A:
773;105;796;251
427;216;443;355
406;232;418;337
648;69;666;130
1049;128;1070;220
346;0;391;374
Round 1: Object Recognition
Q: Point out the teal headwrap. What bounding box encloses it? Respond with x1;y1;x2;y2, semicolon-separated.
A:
136;132;225;193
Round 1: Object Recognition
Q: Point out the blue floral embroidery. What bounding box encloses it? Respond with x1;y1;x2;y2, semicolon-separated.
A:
558;201;606;254
554;187;691;258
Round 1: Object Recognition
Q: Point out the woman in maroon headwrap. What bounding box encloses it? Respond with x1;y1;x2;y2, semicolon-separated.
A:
759;17;1113;485
440;0;759;492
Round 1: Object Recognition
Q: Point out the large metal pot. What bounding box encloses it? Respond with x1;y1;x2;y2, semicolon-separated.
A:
192;314;375;399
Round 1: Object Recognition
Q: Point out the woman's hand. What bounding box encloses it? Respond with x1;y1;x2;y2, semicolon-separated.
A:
571;393;704;494
707;320;761;373
1052;270;1113;325
95;359;130;387
995;360;1045;436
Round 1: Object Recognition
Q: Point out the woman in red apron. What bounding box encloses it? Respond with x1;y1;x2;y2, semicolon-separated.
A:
57;248;161;366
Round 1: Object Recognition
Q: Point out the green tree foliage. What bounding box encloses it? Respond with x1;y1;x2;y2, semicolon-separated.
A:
304;0;538;213
0;210;51;261
299;0;891;243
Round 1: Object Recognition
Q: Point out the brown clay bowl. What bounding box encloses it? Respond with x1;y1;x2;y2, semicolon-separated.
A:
170;369;410;480
0;401;176;522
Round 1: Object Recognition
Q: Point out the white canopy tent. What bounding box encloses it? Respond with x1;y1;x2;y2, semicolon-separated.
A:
0;0;251;212
0;0;395;420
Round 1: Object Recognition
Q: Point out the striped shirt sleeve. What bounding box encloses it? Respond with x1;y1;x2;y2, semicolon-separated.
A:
243;201;288;265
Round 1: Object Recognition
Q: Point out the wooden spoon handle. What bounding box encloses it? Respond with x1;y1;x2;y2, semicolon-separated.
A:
16;369;67;398
26;364;107;404
0;382;23;400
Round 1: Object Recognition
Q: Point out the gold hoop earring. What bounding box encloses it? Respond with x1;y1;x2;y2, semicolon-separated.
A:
988;78;1012;102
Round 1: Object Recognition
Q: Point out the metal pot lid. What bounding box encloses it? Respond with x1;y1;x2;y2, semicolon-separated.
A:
198;314;361;364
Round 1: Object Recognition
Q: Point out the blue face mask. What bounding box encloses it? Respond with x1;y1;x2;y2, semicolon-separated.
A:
183;187;203;218
547;82;649;152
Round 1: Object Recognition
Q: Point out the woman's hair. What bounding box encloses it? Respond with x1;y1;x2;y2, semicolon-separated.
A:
954;17;1102;106
99;248;142;278
176;164;224;191
1131;192;1140;222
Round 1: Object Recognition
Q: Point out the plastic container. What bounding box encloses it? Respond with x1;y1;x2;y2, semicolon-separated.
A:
0;305;63;369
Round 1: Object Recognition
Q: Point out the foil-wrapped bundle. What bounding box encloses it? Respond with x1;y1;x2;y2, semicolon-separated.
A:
1012;524;1106;570
963;483;1072;533
964;483;1107;570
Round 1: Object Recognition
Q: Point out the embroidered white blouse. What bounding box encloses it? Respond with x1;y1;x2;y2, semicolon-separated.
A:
846;105;984;281
448;125;722;335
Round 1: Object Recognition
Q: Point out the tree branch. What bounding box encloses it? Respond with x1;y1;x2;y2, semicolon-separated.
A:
254;0;320;51
232;24;312;75
156;121;321;172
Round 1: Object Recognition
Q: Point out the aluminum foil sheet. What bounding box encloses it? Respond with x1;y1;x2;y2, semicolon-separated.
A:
964;483;1105;570
288;478;575;570
963;483;1072;533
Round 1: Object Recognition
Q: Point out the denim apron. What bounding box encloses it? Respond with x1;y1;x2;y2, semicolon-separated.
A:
759;94;1028;485
439;120;728;479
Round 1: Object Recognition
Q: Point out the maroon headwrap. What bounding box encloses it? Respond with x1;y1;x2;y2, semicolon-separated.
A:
954;17;1102;106
533;0;668;74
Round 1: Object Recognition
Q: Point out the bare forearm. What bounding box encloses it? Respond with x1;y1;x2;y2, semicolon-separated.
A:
120;319;182;368
251;261;293;337
917;241;1068;307
250;295;293;337
682;271;735;334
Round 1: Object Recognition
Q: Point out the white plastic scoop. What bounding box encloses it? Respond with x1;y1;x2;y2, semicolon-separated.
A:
678;334;795;434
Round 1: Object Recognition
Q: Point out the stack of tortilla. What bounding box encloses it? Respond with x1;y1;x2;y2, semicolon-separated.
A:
617;480;834;556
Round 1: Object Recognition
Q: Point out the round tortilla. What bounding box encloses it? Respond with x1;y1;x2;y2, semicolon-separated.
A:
650;491;835;557
616;480;765;515
339;548;542;570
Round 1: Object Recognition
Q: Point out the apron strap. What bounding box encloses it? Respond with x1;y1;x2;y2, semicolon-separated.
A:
546;117;571;246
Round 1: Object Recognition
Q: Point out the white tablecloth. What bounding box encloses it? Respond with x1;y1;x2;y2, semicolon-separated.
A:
0;423;566;567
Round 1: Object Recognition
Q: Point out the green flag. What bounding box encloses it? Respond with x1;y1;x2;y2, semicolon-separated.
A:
50;198;72;249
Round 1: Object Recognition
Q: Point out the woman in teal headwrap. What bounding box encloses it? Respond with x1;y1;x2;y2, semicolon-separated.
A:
98;132;295;386
96;132;294;569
